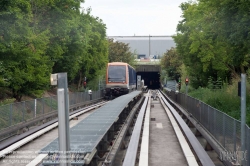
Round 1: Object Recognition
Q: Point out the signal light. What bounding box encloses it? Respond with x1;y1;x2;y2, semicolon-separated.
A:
178;82;181;90
84;81;87;89
185;78;189;85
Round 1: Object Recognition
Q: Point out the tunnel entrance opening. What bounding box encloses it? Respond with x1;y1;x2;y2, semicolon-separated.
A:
137;72;160;89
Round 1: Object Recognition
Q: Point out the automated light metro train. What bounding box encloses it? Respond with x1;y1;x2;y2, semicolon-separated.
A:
105;62;136;98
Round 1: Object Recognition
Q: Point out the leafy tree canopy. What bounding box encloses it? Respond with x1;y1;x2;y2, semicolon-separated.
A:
174;0;250;88
0;1;108;100
108;38;136;67
161;47;182;81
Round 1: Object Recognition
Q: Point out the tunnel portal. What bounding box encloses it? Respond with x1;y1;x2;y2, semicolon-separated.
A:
137;71;160;89
136;63;161;90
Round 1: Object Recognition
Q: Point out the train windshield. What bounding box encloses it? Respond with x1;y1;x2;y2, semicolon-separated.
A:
108;65;126;82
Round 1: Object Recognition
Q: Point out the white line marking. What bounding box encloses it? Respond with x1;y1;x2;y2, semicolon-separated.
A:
26;154;48;166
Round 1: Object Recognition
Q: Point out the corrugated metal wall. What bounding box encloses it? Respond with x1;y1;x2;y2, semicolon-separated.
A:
109;36;176;57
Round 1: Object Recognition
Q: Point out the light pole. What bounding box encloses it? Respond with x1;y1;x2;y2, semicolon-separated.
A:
50;73;70;166
99;75;101;91
149;34;151;57
240;74;246;166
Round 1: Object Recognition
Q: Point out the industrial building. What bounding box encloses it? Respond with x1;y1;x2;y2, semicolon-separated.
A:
108;36;176;58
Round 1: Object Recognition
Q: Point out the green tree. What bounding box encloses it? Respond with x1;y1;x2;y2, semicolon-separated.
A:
161;47;182;81
0;0;51;101
173;0;250;88
0;0;109;99
29;0;85;81
29;2;108;90
108;38;135;66
75;9;108;90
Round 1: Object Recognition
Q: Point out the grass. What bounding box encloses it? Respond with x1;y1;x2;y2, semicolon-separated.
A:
0;97;58;131
185;82;250;126
44;97;58;110
0;98;15;106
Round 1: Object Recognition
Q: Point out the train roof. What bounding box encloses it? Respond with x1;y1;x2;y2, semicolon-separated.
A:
107;62;135;69
108;62;128;65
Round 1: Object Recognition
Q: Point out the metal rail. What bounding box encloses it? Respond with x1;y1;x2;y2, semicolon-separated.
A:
158;92;198;166
40;91;142;165
0;98;103;142
0;101;107;158
138;92;151;166
122;94;149;166
160;90;215;166
102;96;145;166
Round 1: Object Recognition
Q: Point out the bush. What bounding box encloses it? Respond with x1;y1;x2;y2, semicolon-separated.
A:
188;81;250;126
0;98;15;106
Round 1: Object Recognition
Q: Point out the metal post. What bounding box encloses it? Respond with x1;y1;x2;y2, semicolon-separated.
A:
42;98;44;115
149;35;150;57
34;99;37;118
185;94;187;111
247;128;250;166
9;104;12;126
199;101;201;122
23;102;25;122
50;97;52;112
233;119;236;152
240;74;246;165
23;101;27;120
186;84;188;95
207;106;210;131
223;114;225;147
214;110;216;138
57;73;70;153
81;92;83;102
57;89;68;166
99;76;100;91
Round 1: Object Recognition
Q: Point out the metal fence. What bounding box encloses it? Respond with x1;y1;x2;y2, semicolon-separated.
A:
0;90;103;132
165;90;250;166
165;80;177;91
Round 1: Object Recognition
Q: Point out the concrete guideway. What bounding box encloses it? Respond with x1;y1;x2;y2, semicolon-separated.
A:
0;90;217;166
158;92;198;166
138;90;198;166
123;90;198;166
160;91;216;166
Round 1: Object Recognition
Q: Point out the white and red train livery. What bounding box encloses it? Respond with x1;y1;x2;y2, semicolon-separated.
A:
105;62;136;98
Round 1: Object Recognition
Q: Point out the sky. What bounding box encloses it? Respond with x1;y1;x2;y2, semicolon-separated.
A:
81;0;189;36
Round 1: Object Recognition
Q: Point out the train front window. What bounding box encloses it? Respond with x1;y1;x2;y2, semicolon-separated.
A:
108;65;126;82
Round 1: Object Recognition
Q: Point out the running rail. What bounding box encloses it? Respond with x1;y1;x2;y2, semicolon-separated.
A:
122;94;149;166
0;101;107;158
0;98;103;142
138;92;151;166
160;92;215;166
